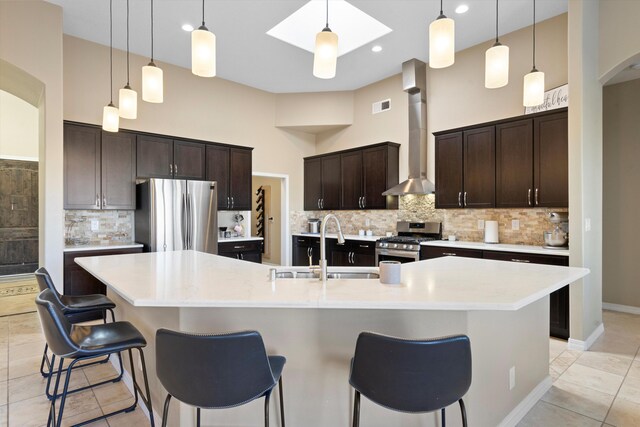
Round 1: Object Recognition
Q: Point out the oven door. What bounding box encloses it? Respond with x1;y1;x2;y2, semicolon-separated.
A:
375;248;420;264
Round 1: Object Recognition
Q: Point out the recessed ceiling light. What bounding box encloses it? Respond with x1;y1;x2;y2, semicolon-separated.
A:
630;63;640;70
371;45;382;53
455;4;469;14
182;24;194;32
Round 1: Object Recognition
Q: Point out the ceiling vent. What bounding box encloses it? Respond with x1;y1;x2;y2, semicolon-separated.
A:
372;99;391;114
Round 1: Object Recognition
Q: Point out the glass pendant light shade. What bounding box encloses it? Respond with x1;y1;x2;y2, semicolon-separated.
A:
313;29;338;79
142;63;163;103
192;26;216;77
485;43;509;88
102;103;119;132
118;86;137;119
429;16;455;69
523;69;545;106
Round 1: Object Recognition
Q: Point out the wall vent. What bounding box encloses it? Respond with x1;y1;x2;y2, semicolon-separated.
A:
372;99;391;114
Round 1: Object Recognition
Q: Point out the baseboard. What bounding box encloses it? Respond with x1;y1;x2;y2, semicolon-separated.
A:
603;302;640;315
567;322;605;351
110;357;162;425
497;376;553;427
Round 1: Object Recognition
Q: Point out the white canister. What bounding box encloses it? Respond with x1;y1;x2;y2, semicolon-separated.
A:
379;261;401;285
484;220;499;243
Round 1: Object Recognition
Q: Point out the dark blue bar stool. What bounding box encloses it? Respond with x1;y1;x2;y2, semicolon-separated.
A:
156;329;285;427
35;289;155;427
35;267;117;384
349;332;471;427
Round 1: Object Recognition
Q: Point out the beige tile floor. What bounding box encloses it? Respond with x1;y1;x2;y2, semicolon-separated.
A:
0;307;639;426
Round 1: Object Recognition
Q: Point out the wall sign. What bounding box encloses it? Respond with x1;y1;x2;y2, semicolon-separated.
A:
525;84;568;114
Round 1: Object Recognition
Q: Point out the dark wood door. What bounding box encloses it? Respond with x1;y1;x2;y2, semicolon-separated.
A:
292;236;320;266
206;145;230;209
64;124;101;209
229;148;252;210
321;155;341;210
340;151;363;210
496;120;534;208
304;158;323;211
64;248;142;295
352;241;375;266
330;248;351;267
435;132;463;208
534;111;568;207
463;126;495;208
136;135;173;178
101;131;136;210
173;140;206;180
362;146;389;209
240;250;262;264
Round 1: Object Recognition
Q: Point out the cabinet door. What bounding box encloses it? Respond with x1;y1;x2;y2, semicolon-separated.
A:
496;120;534;208
420;246;484;260
362;146;389;209
352;241;375;266
101;131;136;210
64;124;101;209
534;112;568;207
340;151;363;210
240;251;262;264
206;145;230;210
136;135;173;178
304;158;323;211
292;236;320;266
321;155;341;210
174;140;206;180
330;249;351;267
229;148;252;210
463;126;495;208
435;132;463;208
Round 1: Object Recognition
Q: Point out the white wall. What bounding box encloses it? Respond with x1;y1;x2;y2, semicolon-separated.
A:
0;89;39;160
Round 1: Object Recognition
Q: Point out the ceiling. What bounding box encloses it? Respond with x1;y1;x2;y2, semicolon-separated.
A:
46;0;568;94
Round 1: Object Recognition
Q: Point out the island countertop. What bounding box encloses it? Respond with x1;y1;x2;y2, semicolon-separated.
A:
76;250;588;311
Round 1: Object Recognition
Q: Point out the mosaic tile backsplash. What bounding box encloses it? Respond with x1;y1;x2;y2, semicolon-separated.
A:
64;210;134;245
291;194;568;246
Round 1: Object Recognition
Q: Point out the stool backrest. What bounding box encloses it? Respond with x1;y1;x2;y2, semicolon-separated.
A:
349;332;472;413
35;289;78;358
156;329;277;409
35;267;65;305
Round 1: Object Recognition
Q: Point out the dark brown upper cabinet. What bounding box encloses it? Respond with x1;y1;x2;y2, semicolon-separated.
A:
64;123;136;210
362;144;399;209
206;145;253;211
534;111;568;207
496;119;534;207
340;151;363;210
173;140;206;180
137;136;205;180
434;132;463;208
303;154;340;211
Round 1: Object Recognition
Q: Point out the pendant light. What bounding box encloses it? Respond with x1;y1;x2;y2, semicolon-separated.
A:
523;0;545;106
429;0;455;69
313;0;338;79
102;0;119;133
485;0;509;88
119;0;137;118
191;0;216;77
142;0;163;103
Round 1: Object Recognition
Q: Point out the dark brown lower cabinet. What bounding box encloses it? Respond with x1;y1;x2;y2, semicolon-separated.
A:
330;240;375;267
218;240;263;263
420;246;484;259
292;236;323;267
63;247;142;322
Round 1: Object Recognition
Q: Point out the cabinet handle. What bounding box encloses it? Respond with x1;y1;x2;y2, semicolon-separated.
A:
233;245;245;249
307;247;311;257
528;189;532;206
358;197;362;209
227;196;231;209
359;245;369;248
363;196;366;208
442;252;457;256
231;196;234;209
535;188;539;206
103;196;107;208
321;199;324;209
298;239;306;243
511;259;530;263
240;253;244;260
464;192;468;207
349;252;354;264
96;194;100;208
317;199;321;210
174;164;178;175
458;192;462;207
170;164;173;175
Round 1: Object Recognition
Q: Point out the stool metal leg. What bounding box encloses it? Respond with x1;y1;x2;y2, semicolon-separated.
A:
161;394;172;427
128;348;155;426
352;390;360;427
459;398;467;427
441;407;446;427
278;377;285;427
264;392;271;427
197;407;201;427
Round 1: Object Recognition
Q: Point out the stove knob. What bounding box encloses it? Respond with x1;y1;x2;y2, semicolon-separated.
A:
392;243;398;249
403;244;408;249
380;243;387;248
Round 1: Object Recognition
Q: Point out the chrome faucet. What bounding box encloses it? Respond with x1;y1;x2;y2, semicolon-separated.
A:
319;214;345;282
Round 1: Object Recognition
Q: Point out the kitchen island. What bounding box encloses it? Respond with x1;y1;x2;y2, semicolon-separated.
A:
76;251;588;427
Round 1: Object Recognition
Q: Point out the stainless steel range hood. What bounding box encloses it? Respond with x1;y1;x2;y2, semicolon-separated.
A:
383;59;435;196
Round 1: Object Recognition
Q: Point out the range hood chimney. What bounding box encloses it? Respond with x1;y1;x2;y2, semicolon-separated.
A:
383;58;435;196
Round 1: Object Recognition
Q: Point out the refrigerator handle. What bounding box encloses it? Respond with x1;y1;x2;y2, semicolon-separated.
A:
182;193;187;250
187;193;192;250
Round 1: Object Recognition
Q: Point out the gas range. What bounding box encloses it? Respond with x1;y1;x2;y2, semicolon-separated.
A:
376;236;440;252
375;221;442;263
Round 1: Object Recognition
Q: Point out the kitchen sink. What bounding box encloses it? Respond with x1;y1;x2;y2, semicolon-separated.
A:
271;268;379;280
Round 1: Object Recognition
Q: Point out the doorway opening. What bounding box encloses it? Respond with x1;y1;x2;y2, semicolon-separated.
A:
252;172;289;266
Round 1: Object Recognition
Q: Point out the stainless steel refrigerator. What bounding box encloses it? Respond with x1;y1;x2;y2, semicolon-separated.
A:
135;179;218;254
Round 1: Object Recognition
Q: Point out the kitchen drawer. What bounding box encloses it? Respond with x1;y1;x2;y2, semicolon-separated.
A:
420;246;484;260
218;240;263;254
482;251;569;266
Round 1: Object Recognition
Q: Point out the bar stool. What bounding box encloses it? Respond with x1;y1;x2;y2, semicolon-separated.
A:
156;329;286;427
35;267;117;381
35;289;155;427
349;332;471;427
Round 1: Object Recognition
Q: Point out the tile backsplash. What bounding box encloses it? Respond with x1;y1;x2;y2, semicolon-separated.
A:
65;210;134;244
291;194;568;246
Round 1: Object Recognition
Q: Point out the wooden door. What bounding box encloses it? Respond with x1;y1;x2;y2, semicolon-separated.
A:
101;131;136;210
351;241;375;266
362;146;389;209
321;155;341;210
435;132;463;208
463;126;495;208
206;145;230;210
174;140;206;180
340;151;363;210
304;158;323;211
136;135;173;178
229;148;252;210
496;120;534;208
534;111;568;207
330;248;351;267
64;124;101;209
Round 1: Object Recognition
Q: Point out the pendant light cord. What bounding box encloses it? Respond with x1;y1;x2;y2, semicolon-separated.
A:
202;0;205;26
495;0;499;43
440;0;443;15
150;0;154;62
325;0;329;28
126;0;130;85
532;0;536;69
109;0;113;104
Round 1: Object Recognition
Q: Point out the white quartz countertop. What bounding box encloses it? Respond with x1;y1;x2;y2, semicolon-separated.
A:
421;240;570;256
76;250;588;311
218;236;264;242
292;232;383;242
64;242;143;252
